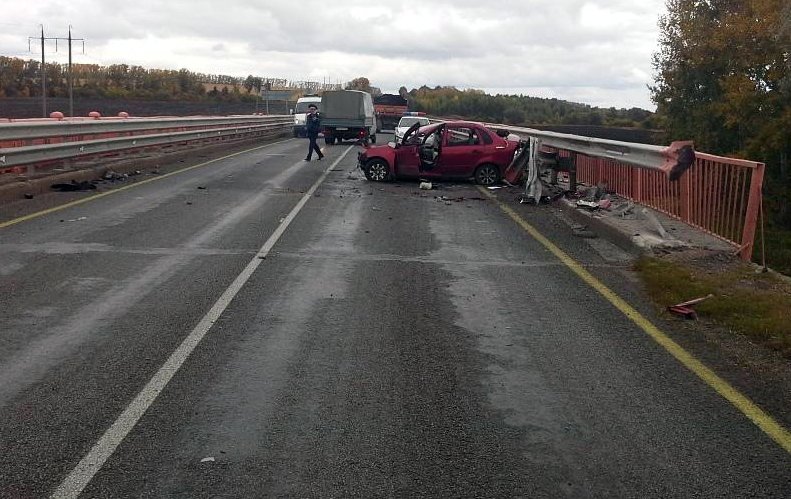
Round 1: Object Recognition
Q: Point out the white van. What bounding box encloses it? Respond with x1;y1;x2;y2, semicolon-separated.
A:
291;95;322;137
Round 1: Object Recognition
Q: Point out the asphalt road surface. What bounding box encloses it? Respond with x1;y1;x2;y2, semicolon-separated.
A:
0;136;789;498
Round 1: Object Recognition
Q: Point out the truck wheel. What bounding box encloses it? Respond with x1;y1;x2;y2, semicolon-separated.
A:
335;137;343;145
364;159;390;182
324;137;332;145
293;130;299;138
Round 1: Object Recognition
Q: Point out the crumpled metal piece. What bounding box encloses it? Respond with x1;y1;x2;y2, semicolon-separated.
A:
524;137;544;204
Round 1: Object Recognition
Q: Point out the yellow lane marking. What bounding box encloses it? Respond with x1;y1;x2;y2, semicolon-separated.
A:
479;186;791;456
0;138;294;230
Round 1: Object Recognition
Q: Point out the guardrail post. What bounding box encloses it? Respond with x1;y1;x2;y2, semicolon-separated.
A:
680;163;691;222
740;162;765;261
568;152;577;193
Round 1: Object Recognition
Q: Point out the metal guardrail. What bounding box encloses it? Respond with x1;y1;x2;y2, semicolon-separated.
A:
483;123;695;180
0;116;288;143
0;115;292;175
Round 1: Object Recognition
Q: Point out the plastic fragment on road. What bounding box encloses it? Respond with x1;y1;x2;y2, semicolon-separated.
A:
419;181;432;190
200;457;215;463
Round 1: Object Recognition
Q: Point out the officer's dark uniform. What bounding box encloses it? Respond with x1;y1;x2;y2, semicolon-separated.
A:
305;108;324;161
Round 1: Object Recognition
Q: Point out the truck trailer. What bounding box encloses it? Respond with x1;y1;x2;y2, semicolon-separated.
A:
374;94;409;132
321;90;377;145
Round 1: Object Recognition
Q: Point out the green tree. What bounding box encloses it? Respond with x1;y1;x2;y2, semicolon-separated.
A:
345;76;378;94
652;0;789;157
651;0;791;266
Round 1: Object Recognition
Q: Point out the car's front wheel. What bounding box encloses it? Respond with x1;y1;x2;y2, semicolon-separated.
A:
474;164;501;185
364;159;390;182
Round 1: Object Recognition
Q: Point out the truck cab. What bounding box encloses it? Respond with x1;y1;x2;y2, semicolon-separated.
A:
291;96;322;137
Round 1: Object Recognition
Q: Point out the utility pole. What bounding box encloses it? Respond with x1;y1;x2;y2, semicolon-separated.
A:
29;26;85;118
263;81;271;114
28;26;47;116
255;79;261;114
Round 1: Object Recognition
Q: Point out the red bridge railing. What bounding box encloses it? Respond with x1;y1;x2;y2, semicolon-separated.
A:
575;151;764;260
469;121;764;262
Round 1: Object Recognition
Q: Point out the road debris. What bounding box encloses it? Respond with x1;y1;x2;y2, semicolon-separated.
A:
572;225;597;238
419;181;433;190
435;196;485;203
51;180;97;192
667;294;713;319
612;201;636;218
200;457;216;463
642;208;669;238
576;183;611;210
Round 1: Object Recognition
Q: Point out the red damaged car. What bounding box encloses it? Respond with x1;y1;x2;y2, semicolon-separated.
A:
357;121;519;185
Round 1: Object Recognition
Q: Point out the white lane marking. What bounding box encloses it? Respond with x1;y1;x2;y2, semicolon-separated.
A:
51;146;356;499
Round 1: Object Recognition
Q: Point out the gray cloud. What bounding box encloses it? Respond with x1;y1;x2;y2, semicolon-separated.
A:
1;0;665;109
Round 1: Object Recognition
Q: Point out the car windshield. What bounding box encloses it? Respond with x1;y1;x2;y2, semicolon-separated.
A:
398;117;428;128
294;102;321;113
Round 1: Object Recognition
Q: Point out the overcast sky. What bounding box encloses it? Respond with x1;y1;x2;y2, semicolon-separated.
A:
0;0;667;110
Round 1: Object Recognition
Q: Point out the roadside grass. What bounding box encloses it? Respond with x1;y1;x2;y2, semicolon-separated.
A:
634;255;791;357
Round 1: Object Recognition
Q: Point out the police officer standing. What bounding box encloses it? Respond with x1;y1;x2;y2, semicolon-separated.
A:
304;104;324;161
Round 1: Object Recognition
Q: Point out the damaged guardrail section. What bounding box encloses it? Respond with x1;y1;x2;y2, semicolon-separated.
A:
0;115;292;176
484;124;695;180
474;122;764;262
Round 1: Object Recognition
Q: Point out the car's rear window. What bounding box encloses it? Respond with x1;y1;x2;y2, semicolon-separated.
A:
398;117;429;127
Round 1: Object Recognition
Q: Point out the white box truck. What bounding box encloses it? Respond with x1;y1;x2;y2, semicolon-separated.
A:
320;90;377;145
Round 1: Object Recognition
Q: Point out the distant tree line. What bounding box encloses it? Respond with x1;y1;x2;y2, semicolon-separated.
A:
397;86;658;129
0;57;340;103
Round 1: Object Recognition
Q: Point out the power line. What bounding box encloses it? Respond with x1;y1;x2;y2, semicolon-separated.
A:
28;25;85;118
